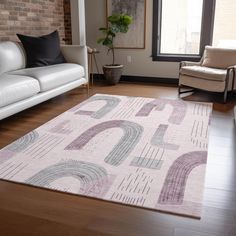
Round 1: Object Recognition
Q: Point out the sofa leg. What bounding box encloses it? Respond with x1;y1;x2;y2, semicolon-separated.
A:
86;83;90;97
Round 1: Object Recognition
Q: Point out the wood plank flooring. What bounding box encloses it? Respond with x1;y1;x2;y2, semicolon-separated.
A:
0;81;235;236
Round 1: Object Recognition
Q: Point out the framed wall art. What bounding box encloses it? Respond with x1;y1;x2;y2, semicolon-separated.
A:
106;0;146;49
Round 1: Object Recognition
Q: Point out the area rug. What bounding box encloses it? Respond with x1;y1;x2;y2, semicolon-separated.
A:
0;94;212;218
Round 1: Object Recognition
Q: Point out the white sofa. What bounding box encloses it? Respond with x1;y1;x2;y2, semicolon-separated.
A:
0;41;88;120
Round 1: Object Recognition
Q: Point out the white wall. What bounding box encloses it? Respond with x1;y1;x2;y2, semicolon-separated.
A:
70;0;86;45
213;0;236;47
85;0;179;79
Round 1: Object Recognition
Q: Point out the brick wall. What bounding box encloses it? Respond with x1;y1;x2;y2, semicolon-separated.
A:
0;0;72;44
64;0;72;44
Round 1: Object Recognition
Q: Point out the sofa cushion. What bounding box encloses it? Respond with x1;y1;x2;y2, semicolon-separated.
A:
0;41;26;75
0;74;40;108
202;46;236;69
10;63;85;92
17;31;66;68
181;65;227;81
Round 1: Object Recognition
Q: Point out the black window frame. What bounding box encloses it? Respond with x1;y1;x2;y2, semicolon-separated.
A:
152;0;216;62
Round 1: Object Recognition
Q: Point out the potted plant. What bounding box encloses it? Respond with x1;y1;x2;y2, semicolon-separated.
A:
97;13;132;85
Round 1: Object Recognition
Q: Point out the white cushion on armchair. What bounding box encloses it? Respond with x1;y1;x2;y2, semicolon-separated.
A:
180;66;227;81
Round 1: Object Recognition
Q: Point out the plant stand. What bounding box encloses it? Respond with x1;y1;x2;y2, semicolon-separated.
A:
88;49;100;88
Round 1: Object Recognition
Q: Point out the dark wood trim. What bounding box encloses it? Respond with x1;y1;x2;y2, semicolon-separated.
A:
120;75;178;85
152;55;201;62
199;0;216;54
152;0;159;59
92;74;179;85
152;0;216;62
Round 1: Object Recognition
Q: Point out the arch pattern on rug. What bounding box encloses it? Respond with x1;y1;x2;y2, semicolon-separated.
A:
75;95;121;119
7;131;39;152
26;160;111;197
136;99;187;125
50;120;72;135
158;151;207;205
151;124;179;150
65;120;143;166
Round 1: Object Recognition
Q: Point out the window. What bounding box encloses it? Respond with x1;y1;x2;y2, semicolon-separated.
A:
152;0;216;61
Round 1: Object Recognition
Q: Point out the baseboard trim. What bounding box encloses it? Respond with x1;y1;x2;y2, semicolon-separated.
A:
92;74;179;85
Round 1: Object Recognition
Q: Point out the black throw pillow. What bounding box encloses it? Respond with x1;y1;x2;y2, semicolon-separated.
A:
17;31;66;68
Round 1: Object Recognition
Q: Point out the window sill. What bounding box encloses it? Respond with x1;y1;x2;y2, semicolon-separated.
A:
152;55;201;62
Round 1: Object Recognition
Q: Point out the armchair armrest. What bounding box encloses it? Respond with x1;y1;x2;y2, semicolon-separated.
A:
60;45;88;83
227;65;236;70
179;61;202;70
225;65;236;92
226;65;236;77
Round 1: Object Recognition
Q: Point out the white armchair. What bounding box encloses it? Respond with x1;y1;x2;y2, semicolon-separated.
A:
179;46;236;103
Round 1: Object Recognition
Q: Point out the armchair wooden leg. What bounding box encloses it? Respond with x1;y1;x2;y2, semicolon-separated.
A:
178;85;195;97
178;85;181;97
223;72;231;103
223;89;228;103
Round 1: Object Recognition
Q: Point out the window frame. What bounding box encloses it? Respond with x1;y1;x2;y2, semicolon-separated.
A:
152;0;216;62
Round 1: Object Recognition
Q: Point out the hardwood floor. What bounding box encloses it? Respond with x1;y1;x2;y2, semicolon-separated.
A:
0;81;235;236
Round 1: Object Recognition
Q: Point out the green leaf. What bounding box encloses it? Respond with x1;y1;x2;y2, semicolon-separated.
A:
119;25;128;33
108;30;116;37
103;37;113;48
99;27;108;31
108;14;120;23
97;38;105;44
110;25;119;33
122;15;132;25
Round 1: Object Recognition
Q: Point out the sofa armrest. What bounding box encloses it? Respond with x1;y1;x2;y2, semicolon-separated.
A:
61;45;88;83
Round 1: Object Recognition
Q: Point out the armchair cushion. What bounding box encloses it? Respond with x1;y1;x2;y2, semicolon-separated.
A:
202;46;236;69
181;65;227;82
180;61;202;67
